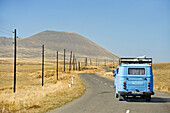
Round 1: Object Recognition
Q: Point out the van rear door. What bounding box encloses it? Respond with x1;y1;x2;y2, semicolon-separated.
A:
126;68;147;92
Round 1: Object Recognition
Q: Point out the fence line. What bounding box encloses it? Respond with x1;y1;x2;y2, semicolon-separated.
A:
5;29;117;92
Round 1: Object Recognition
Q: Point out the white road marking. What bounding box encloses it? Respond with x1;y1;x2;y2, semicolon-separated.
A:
110;86;113;88
105;83;107;85
101;81;103;83
126;110;130;113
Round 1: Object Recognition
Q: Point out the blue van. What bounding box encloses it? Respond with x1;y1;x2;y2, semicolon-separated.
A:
113;57;154;101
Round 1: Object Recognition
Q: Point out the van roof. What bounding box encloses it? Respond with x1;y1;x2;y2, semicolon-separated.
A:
119;58;152;65
119;63;151;67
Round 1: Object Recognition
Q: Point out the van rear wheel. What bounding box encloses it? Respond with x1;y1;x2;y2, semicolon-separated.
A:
118;94;124;101
115;93;118;98
146;95;151;102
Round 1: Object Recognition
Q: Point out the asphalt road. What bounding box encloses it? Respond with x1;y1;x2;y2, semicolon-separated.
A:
49;73;170;113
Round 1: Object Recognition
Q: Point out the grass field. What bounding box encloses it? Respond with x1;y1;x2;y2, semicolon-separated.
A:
0;58;169;112
0;58;84;112
152;62;170;94
0;58;104;112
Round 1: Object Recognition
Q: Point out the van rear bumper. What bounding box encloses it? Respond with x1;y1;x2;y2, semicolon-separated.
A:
118;91;154;96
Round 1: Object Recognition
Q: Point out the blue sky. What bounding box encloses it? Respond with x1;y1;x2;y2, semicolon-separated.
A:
0;0;170;62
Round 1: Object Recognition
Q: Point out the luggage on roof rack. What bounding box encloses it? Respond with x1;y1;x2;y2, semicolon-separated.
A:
119;58;152;65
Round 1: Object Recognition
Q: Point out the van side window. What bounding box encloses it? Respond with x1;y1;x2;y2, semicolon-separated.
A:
117;68;119;74
128;68;145;75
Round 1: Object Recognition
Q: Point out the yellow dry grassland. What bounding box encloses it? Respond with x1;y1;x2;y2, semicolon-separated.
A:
80;66;103;73
0;58;86;112
153;62;170;94
1;58;168;112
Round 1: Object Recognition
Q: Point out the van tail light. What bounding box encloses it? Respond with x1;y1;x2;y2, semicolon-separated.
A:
148;82;150;89
123;82;126;89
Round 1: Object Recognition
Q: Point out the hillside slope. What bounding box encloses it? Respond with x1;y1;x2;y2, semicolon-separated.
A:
0;30;119;61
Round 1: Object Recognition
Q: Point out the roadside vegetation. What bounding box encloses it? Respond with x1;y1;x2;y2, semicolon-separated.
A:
152;62;170;94
0;59;169;112
0;58;103;112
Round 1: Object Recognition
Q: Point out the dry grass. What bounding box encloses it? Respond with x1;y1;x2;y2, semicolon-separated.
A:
0;73;85;112
0;58;105;113
152;62;170;94
1;58;169;112
0;58;86;112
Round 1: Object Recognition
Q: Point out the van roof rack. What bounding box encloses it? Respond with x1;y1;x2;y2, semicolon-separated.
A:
119;58;152;65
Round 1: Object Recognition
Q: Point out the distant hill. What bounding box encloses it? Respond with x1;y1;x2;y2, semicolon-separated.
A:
0;30;119;61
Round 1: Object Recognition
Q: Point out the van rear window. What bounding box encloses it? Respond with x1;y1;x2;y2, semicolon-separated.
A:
128;68;145;75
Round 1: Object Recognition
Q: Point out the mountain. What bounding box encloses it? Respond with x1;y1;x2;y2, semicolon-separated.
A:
0;30;119;61
0;37;14;57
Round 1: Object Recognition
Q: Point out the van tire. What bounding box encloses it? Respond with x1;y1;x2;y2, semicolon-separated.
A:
118;94;124;101
146;95;151;102
115;93;118;98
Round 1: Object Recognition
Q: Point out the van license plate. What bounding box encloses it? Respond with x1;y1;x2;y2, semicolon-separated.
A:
129;81;144;86
132;91;143;94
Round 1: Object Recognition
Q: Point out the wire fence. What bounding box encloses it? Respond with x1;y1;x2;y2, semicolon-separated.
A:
0;29;116;93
